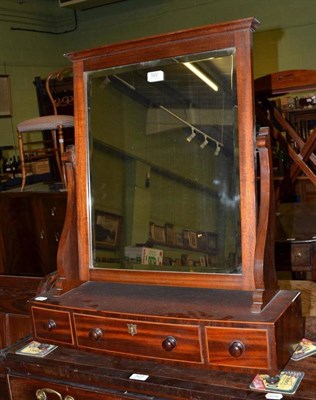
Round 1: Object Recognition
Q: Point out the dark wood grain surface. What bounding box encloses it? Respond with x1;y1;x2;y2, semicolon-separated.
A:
0;191;66;276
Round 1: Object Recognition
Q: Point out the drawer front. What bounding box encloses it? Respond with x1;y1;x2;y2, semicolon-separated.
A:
291;244;310;268
74;314;202;364
8;374;141;400
32;306;74;345
206;326;269;369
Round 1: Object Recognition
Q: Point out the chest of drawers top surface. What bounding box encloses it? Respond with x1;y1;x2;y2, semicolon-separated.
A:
31;281;299;323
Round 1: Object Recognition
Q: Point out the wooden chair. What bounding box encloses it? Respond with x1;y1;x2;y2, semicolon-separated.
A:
255;70;316;205
17;67;74;191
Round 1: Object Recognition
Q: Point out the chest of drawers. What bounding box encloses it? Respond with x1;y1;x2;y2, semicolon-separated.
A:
4;316;316;400
29;281;303;375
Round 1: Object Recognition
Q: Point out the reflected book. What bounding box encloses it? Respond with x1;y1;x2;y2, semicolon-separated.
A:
16;340;58;358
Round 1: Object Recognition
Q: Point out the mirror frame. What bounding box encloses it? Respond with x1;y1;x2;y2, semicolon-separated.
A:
66;17;262;291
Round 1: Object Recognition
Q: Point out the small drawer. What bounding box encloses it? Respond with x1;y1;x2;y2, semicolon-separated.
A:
206;326;269;370
74;314;202;364
32;306;74;345
291;244;310;268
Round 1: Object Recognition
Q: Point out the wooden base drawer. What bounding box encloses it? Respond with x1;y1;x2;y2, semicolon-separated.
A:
206;326;269;370
74;313;202;364
8;374;143;400
32;306;74;345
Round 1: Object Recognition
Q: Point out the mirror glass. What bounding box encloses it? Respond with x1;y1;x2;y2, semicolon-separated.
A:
88;48;242;274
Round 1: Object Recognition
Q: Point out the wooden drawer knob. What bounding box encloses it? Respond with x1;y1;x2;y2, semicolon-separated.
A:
162;336;177;351
89;327;103;341
228;341;245;358
44;319;57;332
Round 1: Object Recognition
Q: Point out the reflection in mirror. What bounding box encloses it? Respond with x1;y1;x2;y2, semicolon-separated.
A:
88;48;241;274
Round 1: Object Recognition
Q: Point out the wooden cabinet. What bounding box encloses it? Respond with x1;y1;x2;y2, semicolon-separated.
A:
0;190;66;276
0;189;67;394
275;239;316;281
0;276;41;348
0;276;41;400
275;202;316;279
290;240;316;280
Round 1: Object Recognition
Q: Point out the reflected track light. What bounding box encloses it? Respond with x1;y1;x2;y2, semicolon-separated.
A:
214;142;221;156
183;62;219;92
200;136;208;148
186;128;196;142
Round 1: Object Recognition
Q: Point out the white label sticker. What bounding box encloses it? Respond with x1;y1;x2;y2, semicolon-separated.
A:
147;70;164;82
265;393;283;399
129;373;149;381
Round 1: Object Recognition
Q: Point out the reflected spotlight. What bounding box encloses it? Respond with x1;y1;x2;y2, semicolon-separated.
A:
183;62;219;92
186;128;196;142
200;136;208;149
214;143;221;156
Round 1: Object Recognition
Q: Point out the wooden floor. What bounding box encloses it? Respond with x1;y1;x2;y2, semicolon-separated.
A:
279;280;316;316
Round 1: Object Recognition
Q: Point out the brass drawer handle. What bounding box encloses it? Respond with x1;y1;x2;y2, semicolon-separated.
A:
36;388;62;400
36;388;75;400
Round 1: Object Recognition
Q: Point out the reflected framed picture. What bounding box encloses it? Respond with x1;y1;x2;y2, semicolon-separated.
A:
175;232;184;247
182;230;189;247
197;231;208;250
165;223;175;245
95;210;122;249
206;232;218;254
152;224;165;243
0;75;12;117
188;231;198;249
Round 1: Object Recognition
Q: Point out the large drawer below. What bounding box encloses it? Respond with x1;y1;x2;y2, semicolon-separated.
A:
8;374;148;400
74;313;202;364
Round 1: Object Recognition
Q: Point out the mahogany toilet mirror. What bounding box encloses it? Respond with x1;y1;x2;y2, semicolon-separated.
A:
29;18;302;378
58;17;284;311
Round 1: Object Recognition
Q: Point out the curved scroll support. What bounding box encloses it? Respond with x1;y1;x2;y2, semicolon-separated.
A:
252;127;279;313
54;145;81;294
